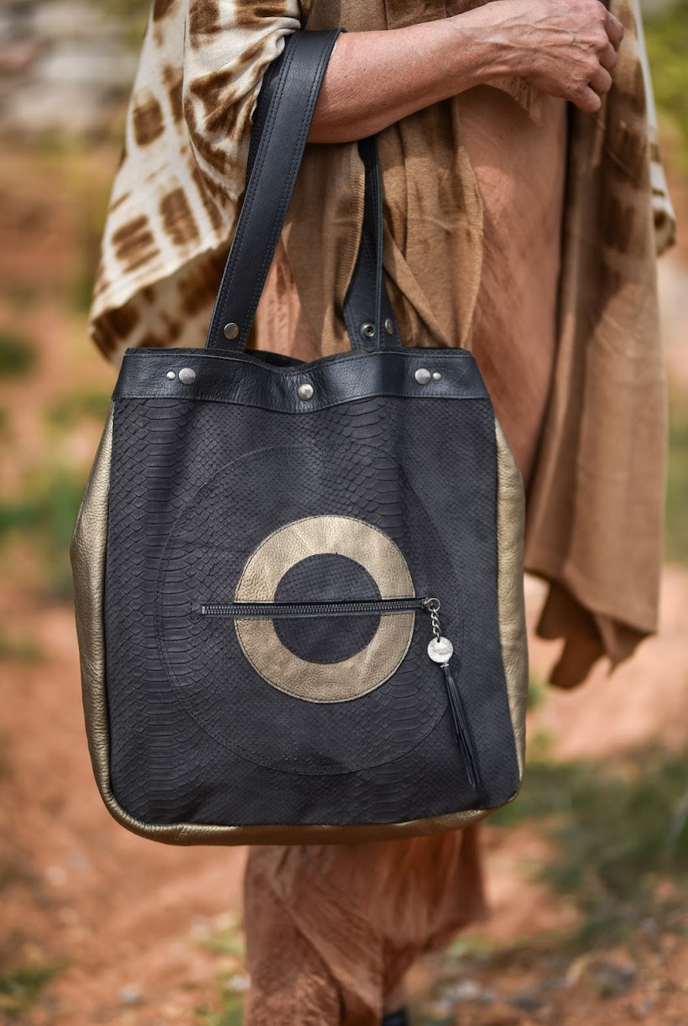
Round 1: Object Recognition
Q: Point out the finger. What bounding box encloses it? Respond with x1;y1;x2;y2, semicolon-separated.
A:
589;65;613;94
573;84;603;114
605;11;625;50
599;40;618;71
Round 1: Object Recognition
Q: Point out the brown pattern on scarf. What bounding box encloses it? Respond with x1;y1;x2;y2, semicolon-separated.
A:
109;192;130;215
163;64;184;123
189;0;222;42
152;0;177;19
160;187;200;246
111;215;159;271
132;92;165;146
183;95;230;175
178;248;229;317
188;37;269;132
234;3;299;25
91;302;141;356
190;164;225;230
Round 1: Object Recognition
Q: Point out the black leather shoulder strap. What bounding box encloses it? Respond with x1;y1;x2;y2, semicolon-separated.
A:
343;136;402;350
204;29;400;354
205;30;342;352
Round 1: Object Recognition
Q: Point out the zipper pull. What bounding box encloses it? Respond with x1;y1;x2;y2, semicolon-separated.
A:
422;599;481;793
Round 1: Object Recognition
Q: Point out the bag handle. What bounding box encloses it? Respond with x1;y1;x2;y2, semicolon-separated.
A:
204;29;400;353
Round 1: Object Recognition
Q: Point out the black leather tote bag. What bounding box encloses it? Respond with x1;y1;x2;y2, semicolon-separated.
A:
71;29;529;845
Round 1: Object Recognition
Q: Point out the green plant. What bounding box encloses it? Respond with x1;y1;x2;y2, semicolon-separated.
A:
491;745;688;948
645;1;688;168
196;987;244;1026
0;470;87;600
527;671;549;711
665;395;688;564
0;331;36;379
0;961;64;1021
46;390;111;430
0;635;43;663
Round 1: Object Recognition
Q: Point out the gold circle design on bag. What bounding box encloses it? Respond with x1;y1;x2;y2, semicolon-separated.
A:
234;515;415;703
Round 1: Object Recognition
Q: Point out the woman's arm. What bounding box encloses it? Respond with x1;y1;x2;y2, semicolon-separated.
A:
309;0;623;143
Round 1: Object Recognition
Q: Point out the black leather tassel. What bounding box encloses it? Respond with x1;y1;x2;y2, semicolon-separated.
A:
441;662;481;792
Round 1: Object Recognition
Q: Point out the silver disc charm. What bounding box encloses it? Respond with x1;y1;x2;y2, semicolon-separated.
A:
427;636;453;664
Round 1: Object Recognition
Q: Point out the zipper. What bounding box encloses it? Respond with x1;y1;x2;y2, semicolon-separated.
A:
201;593;482;793
200;596;431;618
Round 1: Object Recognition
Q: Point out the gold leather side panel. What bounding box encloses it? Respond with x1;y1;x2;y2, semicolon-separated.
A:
494;420;529;779
70;406;526;845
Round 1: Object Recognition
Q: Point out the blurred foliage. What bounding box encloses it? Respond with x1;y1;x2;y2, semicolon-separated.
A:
47;389;111;430
645;0;688;166
0;635;43;663
0;332;36;379
197;990;244;1026
492;745;688;949
101;0;150;14
0;471;87;601
196;918;246;1026
68;181;117;315
1;285;40;312
92;0;151;47
0;961;64;1021
665;394;688;563
527;671;549;711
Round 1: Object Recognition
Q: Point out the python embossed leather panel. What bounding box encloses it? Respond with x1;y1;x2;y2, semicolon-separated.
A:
104;375;519;826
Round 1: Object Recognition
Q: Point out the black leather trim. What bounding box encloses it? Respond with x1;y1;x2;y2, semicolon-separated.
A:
114;347;489;414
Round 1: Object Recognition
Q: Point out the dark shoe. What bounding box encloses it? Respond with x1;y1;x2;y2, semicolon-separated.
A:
382;1010;409;1026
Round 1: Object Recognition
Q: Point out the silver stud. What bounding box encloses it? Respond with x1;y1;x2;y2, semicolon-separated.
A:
361;323;376;339
223;322;239;340
179;367;196;385
166;370;176;380
432;371;442;381
297;382;314;401
384;318;395;335
414;367;432;385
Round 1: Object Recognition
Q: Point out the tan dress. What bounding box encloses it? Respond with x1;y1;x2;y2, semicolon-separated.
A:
246;85;568;1025
85;0;670;1022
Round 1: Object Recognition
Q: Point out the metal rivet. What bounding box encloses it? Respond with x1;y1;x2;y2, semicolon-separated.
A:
223;322;239;340
361;323;376;339
384;318;395;335
166;370;176;380
179;367;196;385
297;383;314;401
432;371;442;381
414;367;431;385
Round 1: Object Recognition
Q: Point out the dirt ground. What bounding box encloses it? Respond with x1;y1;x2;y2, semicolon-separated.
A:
1;147;687;1025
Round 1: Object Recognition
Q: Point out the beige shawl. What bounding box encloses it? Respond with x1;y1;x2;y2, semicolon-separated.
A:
89;0;675;687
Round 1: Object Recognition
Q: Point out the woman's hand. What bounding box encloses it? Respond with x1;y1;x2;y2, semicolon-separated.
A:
310;0;625;143
459;0;624;113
